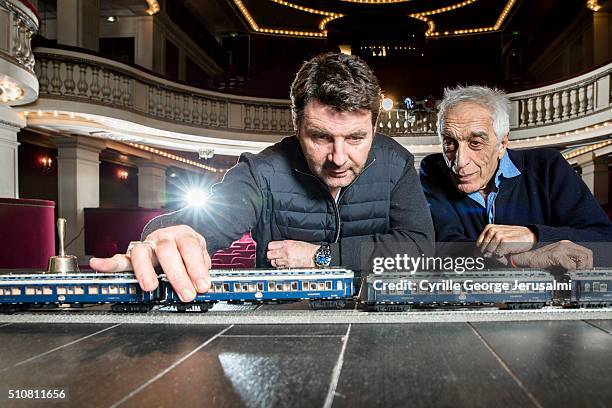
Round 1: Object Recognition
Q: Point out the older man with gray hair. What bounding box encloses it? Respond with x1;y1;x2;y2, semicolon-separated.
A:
420;85;612;270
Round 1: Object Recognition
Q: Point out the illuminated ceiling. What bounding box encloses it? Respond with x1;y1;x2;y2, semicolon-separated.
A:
230;0;518;38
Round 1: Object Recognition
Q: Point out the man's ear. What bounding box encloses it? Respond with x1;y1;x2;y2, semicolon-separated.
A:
498;135;509;158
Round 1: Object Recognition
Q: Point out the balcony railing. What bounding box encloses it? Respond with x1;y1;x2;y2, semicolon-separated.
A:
0;0;38;104
509;64;611;129
33;47;293;136
27;47;611;149
376;109;437;136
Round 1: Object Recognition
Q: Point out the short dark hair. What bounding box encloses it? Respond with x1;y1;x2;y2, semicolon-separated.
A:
290;53;382;129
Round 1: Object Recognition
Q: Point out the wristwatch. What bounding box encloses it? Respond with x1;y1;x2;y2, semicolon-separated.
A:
314;243;332;267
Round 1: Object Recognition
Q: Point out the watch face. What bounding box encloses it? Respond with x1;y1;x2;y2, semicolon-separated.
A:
315;252;331;267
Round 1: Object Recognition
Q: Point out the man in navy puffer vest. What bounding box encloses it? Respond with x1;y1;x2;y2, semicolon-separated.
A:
91;53;435;302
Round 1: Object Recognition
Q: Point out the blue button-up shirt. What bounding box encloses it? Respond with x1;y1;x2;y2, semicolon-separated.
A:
466;152;521;224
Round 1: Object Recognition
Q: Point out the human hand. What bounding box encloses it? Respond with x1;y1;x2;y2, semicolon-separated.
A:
267;240;319;268
476;224;537;257
89;225;212;302
509;240;593;271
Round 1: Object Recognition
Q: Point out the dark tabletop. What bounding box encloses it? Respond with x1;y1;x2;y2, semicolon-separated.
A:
0;310;611;408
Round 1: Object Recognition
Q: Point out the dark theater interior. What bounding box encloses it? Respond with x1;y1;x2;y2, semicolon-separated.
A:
0;1;611;407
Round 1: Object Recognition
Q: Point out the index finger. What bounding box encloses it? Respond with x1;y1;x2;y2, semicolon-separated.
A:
130;244;159;292
476;224;495;247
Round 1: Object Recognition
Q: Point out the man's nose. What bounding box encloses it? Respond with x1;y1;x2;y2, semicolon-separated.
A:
328;140;348;167
453;144;471;173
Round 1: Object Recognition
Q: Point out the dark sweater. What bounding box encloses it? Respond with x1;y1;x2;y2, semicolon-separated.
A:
143;134;434;273
420;148;612;260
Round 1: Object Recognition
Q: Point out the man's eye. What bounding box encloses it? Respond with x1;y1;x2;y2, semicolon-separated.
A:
469;140;483;148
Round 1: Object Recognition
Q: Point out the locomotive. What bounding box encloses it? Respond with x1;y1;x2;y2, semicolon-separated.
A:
0;267;611;313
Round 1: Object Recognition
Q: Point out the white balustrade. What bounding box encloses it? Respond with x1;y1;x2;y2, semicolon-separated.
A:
510;63;611;129
33;48;293;135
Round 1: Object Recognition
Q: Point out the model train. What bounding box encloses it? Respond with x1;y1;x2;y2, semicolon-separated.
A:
0;267;610;313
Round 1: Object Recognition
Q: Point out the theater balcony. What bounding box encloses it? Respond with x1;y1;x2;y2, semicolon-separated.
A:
23;46;292;156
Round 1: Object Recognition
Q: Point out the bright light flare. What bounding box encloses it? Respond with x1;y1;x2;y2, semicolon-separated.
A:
185;189;208;207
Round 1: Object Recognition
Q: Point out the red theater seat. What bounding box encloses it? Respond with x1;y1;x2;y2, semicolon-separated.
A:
211;233;256;268
0;198;55;269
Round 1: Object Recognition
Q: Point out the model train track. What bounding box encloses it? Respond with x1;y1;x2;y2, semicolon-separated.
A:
1;306;611;325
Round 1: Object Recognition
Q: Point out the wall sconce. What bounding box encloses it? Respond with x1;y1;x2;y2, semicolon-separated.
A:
118;170;129;183
39;156;53;174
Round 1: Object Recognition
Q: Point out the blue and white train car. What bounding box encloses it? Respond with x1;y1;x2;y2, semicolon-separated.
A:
0;272;157;313
569;269;612;307
161;267;355;311
363;269;555;311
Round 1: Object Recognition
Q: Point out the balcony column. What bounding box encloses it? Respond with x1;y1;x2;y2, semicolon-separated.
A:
53;135;105;261
593;11;610;66
136;160;167;209
578;152;609;205
56;0;100;52
0;106;25;198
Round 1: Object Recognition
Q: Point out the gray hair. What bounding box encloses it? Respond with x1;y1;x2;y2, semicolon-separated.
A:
436;85;510;143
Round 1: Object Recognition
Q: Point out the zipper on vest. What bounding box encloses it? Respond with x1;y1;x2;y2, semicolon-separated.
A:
333;158;376;242
295;158;376;243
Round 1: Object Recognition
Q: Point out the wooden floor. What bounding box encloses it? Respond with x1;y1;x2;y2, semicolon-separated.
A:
0;309;611;407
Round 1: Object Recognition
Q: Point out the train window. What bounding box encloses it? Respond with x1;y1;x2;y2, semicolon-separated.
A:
585;283;591;292
75;286;84;295
325;281;332;290
257;283;264;292
223;283;230;292
318;282;325;291
248;284;256;292
57;287;66;295
25;287;35;295
594;282;600;292
283;283;290;292
310;282;317;290
88;286;99;295
268;282;275;292
601;283;608;292
109;286;118;294
0;288;4;295
276;283;283;291
291;282;298;291
11;288;21;296
119;287;127;294
235;283;242;292
101;287;109;294
43;287;53;295
214;283;223;293
129;286;137;294
302;281;309;290
337;282;343;290
35;288;43;295
66;287;75;295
